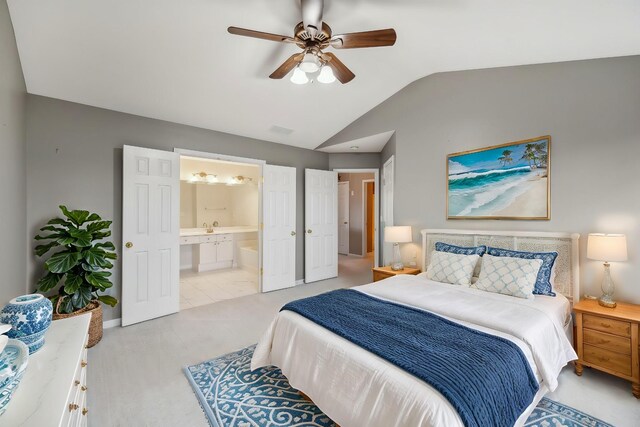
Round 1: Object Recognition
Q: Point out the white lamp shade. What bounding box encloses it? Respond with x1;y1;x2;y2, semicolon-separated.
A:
290;68;309;85
384;226;412;243
299;53;320;73
317;66;336;84
587;233;628;262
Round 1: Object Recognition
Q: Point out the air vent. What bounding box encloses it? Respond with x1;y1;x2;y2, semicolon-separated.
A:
269;125;294;136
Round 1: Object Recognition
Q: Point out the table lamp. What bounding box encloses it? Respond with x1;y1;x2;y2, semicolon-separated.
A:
587;233;628;308
384;226;412;271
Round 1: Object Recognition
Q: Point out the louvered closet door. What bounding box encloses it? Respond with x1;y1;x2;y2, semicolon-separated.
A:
122;145;180;326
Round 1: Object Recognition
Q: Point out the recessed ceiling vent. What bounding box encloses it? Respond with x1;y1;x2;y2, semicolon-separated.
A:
269;125;294;136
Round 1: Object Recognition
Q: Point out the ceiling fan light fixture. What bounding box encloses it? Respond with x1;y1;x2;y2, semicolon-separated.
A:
290;67;309;85
317;66;336;84
299;53;320;73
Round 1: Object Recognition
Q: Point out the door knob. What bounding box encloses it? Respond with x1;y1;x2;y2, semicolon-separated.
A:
307;229;312;234
125;242;133;249
343;222;348;225
291;231;296;236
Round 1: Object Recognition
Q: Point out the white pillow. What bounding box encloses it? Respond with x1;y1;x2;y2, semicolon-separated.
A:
425;251;479;286
473;254;543;299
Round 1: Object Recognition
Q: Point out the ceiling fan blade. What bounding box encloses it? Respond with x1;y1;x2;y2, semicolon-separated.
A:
331;29;396;49
269;53;305;79
228;26;295;43
321;52;355;84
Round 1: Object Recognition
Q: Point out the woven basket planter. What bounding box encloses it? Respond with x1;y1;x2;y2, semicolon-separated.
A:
53;300;103;348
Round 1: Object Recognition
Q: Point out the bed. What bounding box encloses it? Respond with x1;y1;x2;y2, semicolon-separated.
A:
252;229;581;427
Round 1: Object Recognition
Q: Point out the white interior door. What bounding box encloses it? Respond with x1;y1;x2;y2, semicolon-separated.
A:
381;156;394;266
305;169;338;283
338;181;349;255
122;145;180;326
262;165;296;292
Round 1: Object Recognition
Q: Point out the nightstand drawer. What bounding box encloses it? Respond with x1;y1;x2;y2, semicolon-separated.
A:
373;271;391;282
583;314;631;337
583;344;632;376
584;329;631;355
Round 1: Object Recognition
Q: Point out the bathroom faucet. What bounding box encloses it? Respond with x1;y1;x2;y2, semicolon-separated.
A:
203;222;214;233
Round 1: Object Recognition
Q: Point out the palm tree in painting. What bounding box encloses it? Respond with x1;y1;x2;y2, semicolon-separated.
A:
534;143;548;167
497;149;514;167
520;143;539;168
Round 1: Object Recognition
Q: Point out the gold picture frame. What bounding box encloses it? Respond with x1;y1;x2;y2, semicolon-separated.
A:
447;135;551;220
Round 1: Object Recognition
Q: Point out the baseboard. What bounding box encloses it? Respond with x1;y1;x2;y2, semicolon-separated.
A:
348;253;364;258
103;318;121;329
295;279;304;286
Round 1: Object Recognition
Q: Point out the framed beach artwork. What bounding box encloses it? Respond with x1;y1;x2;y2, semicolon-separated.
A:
447;136;551;220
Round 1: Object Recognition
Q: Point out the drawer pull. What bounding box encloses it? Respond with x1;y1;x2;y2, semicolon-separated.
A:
81;361;88;368
69;403;79;412
74;380;80;386
81;385;88;391
82;408;88;416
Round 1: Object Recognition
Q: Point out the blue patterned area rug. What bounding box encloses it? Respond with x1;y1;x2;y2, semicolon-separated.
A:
184;345;614;427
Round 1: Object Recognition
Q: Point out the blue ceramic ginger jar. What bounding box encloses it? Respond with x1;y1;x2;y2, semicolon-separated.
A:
0;294;53;354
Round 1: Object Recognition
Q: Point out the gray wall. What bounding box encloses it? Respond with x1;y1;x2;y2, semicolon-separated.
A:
0;1;27;305
329;153;381;170
26;95;329;320
338;173;375;255
326;56;640;304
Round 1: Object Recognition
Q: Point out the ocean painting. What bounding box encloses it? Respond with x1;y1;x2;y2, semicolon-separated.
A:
447;136;550;219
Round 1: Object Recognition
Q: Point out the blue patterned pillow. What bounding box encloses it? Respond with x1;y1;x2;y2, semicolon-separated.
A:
435;242;487;257
486;247;558;296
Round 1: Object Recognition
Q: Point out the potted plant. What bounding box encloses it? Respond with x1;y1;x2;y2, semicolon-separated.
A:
34;205;118;347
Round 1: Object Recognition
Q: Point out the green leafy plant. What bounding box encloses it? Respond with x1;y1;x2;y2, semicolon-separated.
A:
34;205;118;314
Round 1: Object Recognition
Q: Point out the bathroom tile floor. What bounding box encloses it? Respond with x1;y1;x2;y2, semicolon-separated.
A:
180;268;259;310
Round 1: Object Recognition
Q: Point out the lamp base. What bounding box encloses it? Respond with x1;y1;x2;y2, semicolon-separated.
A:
391;262;404;271
598;297;617;309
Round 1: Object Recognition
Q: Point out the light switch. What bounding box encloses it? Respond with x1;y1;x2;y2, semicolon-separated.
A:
351;190;355;196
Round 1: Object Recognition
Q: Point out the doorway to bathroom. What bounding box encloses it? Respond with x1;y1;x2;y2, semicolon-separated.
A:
178;154;260;310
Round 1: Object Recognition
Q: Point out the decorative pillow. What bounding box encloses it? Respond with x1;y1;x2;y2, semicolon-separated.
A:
426;251;480;286
473;254;543;299
436;242;487;277
487;247;558;296
435;242;487;257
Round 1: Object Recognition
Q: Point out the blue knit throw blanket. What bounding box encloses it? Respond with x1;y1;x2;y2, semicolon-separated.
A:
281;289;539;427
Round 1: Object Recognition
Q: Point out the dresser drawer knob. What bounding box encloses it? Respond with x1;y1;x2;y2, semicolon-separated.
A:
69;403;79;412
74;380;80;386
82;408;88;416
81;385;88;392
81;360;88;368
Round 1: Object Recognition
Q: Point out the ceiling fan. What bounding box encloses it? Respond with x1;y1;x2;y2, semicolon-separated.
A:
227;0;396;84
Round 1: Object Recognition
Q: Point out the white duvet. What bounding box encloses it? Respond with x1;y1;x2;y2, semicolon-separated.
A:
252;275;577;427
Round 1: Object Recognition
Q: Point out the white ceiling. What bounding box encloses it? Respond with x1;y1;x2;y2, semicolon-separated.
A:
317;130;394;153
8;1;640;150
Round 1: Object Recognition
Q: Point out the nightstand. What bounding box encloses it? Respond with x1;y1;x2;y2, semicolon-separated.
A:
372;266;421;282
573;299;640;398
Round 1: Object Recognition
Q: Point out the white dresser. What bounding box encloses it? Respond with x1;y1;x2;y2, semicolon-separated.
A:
2;313;91;426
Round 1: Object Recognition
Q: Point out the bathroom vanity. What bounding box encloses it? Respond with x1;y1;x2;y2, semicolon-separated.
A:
179;227;258;272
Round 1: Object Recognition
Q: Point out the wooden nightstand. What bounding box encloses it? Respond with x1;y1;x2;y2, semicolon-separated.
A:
372;266;421;282
573;299;640;398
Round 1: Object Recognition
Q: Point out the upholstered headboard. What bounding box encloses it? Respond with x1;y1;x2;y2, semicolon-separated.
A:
421;229;581;302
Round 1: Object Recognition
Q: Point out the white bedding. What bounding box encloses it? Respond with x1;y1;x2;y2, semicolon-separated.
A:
252;275;577;427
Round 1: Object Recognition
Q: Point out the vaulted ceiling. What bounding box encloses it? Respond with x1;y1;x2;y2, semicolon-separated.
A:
7;1;640;149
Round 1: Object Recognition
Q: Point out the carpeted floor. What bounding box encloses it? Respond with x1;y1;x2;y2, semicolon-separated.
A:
185;345;615;427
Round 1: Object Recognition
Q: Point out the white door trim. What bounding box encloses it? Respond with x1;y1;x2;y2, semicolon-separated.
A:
381;156;394;265
338;181;350;256
173;148;265;292
362;179;375;257
333;168;379;268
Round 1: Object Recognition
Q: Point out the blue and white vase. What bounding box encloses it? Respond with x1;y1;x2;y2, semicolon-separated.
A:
0;294;53;354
